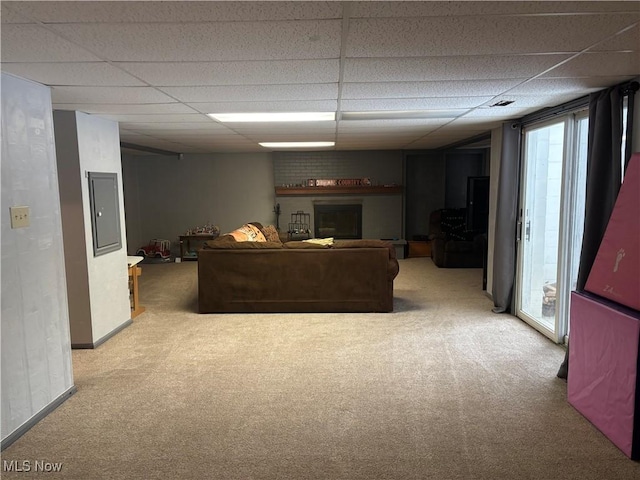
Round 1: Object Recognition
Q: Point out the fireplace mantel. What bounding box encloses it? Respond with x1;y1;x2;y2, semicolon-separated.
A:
275;185;403;196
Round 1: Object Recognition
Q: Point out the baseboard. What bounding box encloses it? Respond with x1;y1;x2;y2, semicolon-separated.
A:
72;318;133;349
484;291;493;301
1;385;77;451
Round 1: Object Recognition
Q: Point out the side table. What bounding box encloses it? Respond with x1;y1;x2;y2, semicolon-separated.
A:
127;255;145;318
179;234;218;260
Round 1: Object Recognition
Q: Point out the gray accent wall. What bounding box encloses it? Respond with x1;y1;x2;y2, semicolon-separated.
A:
274;150;404;239
122;153;275;255
404;152;446;240
54;110;131;347
1;73;74;444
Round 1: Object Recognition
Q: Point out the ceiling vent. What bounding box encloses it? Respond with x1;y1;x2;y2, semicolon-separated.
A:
491;100;515;107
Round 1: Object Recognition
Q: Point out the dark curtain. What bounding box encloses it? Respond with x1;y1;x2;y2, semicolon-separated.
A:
491;122;521;313
557;84;630;379
575;87;623;291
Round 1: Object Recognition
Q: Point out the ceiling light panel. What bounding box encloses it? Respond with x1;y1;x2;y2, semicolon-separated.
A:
259;142;335;148
49;21;342;62
208;112;335;122
118;59;339;87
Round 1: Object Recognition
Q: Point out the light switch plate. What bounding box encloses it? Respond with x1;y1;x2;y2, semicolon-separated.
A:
10;206;30;228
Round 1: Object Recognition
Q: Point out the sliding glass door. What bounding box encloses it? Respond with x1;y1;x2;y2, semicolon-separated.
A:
516;113;588;342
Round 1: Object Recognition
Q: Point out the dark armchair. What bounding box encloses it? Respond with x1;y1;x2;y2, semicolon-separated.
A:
429;209;486;268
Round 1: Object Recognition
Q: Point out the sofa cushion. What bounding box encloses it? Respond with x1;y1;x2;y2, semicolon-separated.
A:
283;241;329;249
204;240;283;249
332;239;399;280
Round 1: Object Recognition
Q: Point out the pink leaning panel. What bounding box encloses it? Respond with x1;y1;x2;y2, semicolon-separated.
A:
568;291;640;459
584;152;640;311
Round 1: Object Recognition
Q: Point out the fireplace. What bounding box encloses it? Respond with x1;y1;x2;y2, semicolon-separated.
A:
314;203;362;239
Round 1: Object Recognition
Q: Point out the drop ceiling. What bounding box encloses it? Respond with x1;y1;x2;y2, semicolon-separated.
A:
2;1;639;154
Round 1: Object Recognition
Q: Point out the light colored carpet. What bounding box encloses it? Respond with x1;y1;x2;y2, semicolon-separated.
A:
3;258;639;479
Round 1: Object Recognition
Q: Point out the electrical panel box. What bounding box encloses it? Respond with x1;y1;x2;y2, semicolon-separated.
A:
88;172;122;256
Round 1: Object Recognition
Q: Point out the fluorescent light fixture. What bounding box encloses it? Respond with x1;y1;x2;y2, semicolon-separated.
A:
340;110;463;120
207;112;335;122
259;142;335;149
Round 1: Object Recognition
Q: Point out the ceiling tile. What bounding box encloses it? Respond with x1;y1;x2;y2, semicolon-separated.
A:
507;76;637;96
346;15;640;57
97;114;213;124
7;1;343;23
0;4;35;24
230;122;337;135
591;24;639;51
542;52;640;78
1;62;144;86
162;84;337;103
50;20;342;62
340;97;490;111
0;24;100;62
52;103;196;115
343;55;571;82
338;119;449;130
188;100;338;114
342;80;523;99
480;94;588;109
350;1;639;18
50;86;177;104
117;60;340;86
120;122;230;132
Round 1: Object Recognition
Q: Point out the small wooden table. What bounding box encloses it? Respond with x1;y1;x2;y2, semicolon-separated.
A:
179;234;218;260
127;256;145;318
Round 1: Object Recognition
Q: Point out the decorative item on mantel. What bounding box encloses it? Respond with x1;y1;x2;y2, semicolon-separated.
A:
186;223;220;236
306;178;372;187
288;210;311;240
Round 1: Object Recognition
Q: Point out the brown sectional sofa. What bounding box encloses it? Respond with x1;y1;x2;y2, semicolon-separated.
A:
198;239;399;313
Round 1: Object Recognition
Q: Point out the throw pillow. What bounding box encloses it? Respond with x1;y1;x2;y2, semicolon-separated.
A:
227;223;267;242
261;224;281;243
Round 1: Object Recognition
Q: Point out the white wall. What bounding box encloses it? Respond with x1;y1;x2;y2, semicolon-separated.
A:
1;73;74;446
54;111;131;346
122;152;275;255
